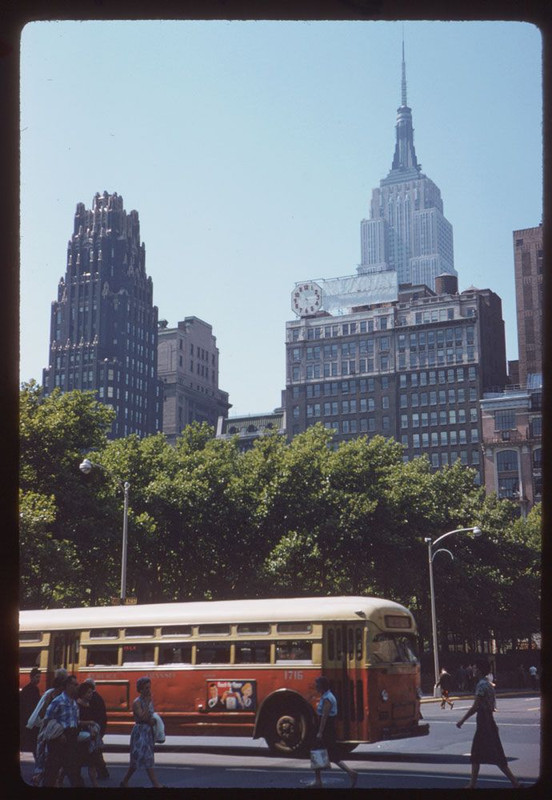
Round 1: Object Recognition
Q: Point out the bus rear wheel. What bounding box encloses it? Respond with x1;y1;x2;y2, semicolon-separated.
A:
265;705;313;756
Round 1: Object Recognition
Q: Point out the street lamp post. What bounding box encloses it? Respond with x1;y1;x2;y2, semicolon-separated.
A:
79;458;130;604
424;526;482;697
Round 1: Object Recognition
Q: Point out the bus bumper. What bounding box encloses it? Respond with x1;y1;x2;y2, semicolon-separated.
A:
381;722;430;740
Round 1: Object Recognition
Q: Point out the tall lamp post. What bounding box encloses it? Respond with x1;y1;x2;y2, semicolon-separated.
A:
79;458;130;604
424;526;482;697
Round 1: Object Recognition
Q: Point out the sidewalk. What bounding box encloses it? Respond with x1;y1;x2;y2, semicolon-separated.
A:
421;689;539;704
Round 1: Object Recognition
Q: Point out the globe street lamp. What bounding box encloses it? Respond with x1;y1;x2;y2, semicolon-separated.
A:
424;526;482;697
79;458;130;604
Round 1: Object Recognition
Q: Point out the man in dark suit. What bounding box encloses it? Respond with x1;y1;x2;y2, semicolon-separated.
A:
20;668;42;756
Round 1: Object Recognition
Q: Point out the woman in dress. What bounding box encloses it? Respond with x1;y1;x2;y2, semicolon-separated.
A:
310;676;358;788
456;658;521;788
120;677;164;788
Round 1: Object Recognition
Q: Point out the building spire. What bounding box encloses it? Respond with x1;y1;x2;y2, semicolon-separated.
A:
401;39;407;107
387;39;420;176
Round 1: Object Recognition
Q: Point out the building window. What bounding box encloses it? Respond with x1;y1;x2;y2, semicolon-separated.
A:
495;410;515;431
496;450;518;472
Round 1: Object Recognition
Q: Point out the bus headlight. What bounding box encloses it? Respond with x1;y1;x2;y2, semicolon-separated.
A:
381;689;389;702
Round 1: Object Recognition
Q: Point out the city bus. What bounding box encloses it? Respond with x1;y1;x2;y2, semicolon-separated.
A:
19;596;429;755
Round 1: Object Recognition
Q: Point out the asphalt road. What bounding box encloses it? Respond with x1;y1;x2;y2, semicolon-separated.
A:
19;695;542;790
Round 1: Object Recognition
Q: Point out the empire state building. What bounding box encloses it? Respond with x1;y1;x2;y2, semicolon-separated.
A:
359;46;457;291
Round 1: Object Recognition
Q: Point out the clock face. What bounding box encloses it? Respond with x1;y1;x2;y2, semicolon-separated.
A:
292;282;322;317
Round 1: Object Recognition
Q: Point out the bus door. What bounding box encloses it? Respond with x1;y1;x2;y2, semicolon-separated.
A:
342;623;365;741
326;624;365;742
49;631;80;679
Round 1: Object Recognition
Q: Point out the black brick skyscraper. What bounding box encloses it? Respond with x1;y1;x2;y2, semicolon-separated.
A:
43;191;163;438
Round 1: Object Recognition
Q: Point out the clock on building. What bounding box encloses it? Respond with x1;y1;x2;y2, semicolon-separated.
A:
291;282;322;317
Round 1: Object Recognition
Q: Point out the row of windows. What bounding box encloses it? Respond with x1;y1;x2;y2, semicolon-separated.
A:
294;343;475;367
398;349;475;369
297;339;391;362
318;418;390;435
20;640;315;669
401;409;478;427
402;429;480;446
290;317;391;342
398;327;474;349
303;397;388;417
400;388;477;407
400;367;477;387
294;357;395;380
299;378;387;398
291;369;477;399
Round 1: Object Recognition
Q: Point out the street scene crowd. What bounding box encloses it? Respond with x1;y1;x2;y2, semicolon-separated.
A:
20;658;538;789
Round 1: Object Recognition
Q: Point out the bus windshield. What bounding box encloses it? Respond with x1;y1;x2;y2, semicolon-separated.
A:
371;632;419;664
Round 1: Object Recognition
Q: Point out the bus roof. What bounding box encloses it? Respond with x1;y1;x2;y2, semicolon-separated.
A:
20;596;414;631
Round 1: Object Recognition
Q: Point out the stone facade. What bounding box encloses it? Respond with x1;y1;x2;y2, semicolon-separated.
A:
158;317;230;445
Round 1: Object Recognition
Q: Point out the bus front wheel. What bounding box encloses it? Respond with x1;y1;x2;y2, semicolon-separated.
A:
265;705;313;756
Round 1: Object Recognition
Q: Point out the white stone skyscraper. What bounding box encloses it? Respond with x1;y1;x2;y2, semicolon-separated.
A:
359;45;457;290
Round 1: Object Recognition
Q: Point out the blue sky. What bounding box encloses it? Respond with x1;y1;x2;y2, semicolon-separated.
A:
20;20;542;415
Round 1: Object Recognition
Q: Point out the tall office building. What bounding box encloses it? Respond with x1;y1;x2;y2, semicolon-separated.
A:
284;49;509;479
359;46;456;291
157;316;231;445
285;277;507;484
513;224;543;387
43;192;163;439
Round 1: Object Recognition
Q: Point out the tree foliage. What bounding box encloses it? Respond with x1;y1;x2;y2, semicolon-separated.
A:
20;391;541;653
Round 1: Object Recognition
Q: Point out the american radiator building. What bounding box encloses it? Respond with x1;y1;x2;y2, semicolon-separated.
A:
43;192;163;438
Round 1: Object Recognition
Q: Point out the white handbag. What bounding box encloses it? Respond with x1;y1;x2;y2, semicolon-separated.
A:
310;748;330;769
152;712;166;743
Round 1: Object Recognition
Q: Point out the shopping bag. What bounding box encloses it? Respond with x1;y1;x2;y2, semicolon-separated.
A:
310;748;330;769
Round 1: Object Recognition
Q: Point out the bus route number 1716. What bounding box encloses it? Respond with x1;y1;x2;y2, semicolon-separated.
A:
284;670;303;681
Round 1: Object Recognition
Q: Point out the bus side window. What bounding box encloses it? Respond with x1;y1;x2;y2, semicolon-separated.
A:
336;628;342;660
328;628;335;661
123;644;155;664
348;628;354;660
275;640;312;662
159;644;192;664
196;643;231;664
86;646;119;667
235;642;271;663
20;648;42;669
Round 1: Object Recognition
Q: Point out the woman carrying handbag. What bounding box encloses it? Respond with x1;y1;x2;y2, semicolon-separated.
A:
309;676;358;788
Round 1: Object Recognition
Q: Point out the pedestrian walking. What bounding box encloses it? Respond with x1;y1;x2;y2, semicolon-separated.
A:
19;668;41;755
308;676;358;788
456;658;521;789
76;683;103;788
119;677;165;788
517;664;527;689
83;678;110;779
528;665;538;690
42;674;83;788
27;670;68;786
436;668;454;709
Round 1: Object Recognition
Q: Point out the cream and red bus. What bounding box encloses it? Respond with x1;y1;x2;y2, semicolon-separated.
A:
19;595;428;755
